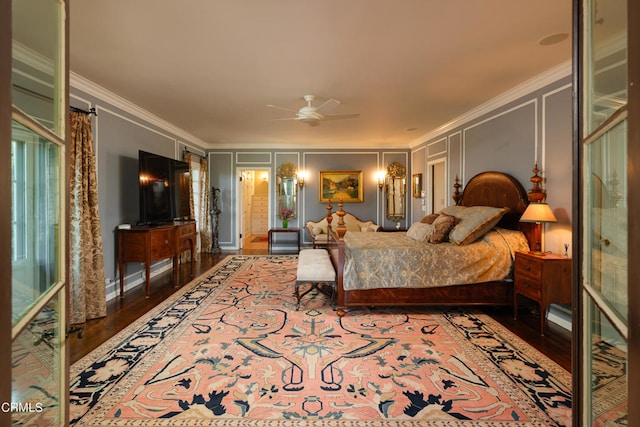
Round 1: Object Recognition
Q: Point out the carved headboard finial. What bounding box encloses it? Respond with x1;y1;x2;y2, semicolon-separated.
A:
452;175;463;205
528;163;546;203
336;199;347;238
326;200;333;225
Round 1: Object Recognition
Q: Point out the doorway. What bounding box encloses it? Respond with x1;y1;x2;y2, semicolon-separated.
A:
238;169;269;250
428;159;447;213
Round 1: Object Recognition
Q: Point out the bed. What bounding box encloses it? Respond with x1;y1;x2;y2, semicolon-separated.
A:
325;171;536;316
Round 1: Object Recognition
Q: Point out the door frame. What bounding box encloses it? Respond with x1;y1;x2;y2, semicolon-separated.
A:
573;0;640;423
236;168;271;249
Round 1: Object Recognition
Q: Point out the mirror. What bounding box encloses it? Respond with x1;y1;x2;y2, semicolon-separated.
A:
386;162;406;222
276;162;298;219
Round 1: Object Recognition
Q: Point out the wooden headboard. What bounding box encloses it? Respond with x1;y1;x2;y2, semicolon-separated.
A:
457;171;535;247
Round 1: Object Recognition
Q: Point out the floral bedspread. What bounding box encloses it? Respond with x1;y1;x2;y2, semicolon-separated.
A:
342;227;530;290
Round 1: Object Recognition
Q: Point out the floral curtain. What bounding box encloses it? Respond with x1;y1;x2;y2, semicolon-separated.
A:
199;156;212;252
69;112;107;324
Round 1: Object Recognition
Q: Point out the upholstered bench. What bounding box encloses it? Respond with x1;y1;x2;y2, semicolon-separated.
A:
295;249;336;310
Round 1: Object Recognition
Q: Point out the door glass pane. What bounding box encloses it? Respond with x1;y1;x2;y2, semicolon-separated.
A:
583;0;627;133
583;119;627;322
12;120;62;325
12;0;64;135
586;298;627;424
11;292;63;426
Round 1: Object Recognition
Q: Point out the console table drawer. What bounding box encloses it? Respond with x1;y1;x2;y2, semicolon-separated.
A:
150;229;176;259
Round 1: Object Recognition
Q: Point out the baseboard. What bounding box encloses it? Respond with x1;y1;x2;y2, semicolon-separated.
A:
547;304;572;331
106;259;173;301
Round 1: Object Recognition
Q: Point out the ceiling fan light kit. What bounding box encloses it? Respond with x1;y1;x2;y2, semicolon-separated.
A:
267;94;360;126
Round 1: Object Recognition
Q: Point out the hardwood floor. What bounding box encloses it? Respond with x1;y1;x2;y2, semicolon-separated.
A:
70;250;572;373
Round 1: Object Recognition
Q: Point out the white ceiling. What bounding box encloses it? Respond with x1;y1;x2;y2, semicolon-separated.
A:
69;1;572;149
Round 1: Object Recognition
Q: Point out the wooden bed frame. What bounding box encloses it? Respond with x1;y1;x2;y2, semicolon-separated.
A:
325;171;536;316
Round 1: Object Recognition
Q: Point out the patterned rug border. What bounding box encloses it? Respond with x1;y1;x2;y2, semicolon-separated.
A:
71;255;570;427
443;310;570;381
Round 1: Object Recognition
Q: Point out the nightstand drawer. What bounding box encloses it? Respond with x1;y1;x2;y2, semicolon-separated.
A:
515;276;541;299
514;257;542;281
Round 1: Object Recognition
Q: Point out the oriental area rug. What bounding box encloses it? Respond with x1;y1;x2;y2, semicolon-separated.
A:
70;255;573;426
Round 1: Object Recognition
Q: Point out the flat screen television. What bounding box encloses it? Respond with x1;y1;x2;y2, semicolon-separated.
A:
138;150;192;225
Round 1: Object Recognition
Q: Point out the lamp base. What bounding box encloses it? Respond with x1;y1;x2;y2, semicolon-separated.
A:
528;250;546;256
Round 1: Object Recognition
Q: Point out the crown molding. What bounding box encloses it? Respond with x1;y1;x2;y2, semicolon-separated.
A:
409;60;572;148
70;72;209;148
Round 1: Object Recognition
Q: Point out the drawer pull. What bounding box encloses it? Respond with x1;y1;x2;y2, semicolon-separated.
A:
524;282;530;288
164;240;169;246
524;265;531;271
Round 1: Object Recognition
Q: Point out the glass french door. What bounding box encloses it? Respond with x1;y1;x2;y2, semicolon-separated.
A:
9;0;68;425
577;0;638;425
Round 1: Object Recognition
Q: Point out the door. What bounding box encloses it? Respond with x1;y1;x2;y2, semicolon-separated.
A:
576;0;638;424
5;1;69;425
428;159;447;213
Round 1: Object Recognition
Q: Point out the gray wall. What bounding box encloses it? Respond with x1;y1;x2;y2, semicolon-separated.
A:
70;84;207;299
411;74;573;256
209;149;411;249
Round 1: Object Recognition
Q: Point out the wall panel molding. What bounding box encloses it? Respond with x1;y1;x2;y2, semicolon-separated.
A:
410;60;571;148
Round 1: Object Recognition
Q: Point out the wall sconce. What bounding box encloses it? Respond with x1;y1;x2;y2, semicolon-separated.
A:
261;172;268;182
376;171;386;190
520;202;557;255
297;171;306;189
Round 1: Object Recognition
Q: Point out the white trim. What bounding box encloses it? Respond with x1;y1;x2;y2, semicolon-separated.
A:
427;137;447;158
461;99;538;183
426;157;447;214
235;151;272;165
409;61;571;148
541;82;573;184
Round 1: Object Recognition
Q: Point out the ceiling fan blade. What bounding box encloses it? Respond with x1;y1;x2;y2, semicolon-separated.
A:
266;104;298;114
314;98;340;112
323;113;360;121
267;117;299;122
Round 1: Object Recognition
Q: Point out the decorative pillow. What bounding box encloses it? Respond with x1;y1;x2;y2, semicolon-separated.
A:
420;213;439;224
448;206;506;245
429;213;457;243
440;205;469;217
346;223;361;232
312;226;325;236
360;224;378;232
406;222;434;241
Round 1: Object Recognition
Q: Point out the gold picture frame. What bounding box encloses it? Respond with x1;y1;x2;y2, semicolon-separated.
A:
412;173;422;198
319;170;364;202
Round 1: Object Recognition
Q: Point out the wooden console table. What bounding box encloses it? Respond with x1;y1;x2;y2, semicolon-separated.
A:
118;222;196;297
268;227;300;253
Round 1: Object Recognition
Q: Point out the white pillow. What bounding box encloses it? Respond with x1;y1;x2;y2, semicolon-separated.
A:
312;226;325;236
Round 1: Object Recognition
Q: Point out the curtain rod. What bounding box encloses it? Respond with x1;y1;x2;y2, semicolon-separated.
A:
14;85;98;117
70;106;98;116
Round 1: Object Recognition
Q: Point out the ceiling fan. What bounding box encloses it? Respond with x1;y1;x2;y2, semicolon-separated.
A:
266;94;360;127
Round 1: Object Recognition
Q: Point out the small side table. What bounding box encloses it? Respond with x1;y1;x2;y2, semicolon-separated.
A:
268;228;300;253
513;251;572;335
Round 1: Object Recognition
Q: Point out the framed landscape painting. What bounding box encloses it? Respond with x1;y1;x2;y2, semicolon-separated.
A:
319;170;364;203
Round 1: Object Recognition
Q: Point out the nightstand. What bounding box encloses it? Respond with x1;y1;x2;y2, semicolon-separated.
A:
513;251;572;336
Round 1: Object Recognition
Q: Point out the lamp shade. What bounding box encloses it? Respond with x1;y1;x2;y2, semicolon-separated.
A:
520;202;557;223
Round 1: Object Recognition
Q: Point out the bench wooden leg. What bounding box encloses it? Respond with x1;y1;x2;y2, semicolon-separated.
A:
295;281;336;311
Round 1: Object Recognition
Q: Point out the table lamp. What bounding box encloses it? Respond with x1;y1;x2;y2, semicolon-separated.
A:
519;202;557;255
